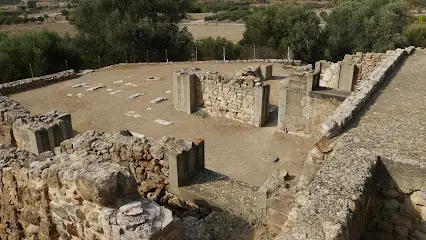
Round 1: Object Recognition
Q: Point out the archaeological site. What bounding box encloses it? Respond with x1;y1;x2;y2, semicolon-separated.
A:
0;45;425;240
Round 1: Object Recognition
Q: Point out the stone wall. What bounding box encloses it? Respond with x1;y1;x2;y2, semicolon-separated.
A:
0;70;76;95
363;184;426;239
317;51;391;90
60;130;205;205
0;94;74;154
277;73;342;135
0;144;180;240
173;66;270;127
321;47;413;139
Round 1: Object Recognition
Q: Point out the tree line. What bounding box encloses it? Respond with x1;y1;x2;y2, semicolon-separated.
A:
0;0;425;83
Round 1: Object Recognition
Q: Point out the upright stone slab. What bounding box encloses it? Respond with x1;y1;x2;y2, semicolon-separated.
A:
172;72;197;114
338;62;355;92
56;113;73;139
253;85;270;127
261;65;273;80
277;80;289;131
277;74;309;132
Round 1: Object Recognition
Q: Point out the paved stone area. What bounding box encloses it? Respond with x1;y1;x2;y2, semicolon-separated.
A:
10;62;312;186
341;50;426;168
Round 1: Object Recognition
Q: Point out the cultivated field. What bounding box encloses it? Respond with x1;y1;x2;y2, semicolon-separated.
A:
0;21;77;36
10;62;312;186
181;22;245;42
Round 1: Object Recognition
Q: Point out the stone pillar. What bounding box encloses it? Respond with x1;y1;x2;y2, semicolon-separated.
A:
261;65;273;80
168;140;205;190
253;84;270;127
172;72;197;114
277;74;308;132
338;62;355;92
56;113;73;139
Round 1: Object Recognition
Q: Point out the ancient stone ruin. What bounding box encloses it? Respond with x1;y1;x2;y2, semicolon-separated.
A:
0;47;425;240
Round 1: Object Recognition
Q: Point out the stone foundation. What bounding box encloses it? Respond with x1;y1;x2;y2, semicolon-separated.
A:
173;66;271;126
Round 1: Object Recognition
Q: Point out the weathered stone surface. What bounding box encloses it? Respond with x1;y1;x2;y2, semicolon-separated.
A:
181;216;213;240
411;191;426;206
263;154;279;163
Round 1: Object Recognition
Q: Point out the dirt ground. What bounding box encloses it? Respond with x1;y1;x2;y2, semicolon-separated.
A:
10;62;312;186
181;23;245;42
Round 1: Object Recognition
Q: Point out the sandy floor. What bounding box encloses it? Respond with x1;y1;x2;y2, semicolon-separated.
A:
10;62;312;186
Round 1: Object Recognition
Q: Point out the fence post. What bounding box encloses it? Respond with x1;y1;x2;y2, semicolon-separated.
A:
97;55;100;69
146;50;149;63
254;45;256;59
65;60;68;70
223;46;226;61
195;46;198;61
29;63;34;79
165;49;169;63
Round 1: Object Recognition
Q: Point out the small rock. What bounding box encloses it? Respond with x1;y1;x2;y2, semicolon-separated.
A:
119;202;144;216
411;191;426;206
263;154;279;163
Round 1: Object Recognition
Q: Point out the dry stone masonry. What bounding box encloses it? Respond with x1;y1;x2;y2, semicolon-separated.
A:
0;144;180;240
0;70;76;95
60;131;205;207
173;66;270;126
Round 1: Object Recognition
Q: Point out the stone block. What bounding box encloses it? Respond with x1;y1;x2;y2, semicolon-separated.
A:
56;113;73;139
338;62;355;92
172;72;197;114
260;65;273;80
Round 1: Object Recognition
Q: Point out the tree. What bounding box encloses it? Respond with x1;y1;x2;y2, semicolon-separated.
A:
240;3;324;62
0;30;82;83
70;0;194;67
324;0;410;61
196;37;241;60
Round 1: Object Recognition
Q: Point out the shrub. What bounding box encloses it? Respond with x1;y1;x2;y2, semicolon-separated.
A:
4;16;13;25
29;17;37;22
61;9;69;16
405;23;426;47
12;16;22;24
319;11;328;22
22;17;29;23
419;15;426;22
196;37;241;60
0;17;5;25
37;16;44;22
44;14;49;19
66;3;72;8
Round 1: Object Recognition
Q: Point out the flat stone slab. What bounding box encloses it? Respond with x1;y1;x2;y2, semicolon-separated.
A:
86;85;105;91
150;97;167;104
109;90;122;95
263;154;279;163
128;93;144;99
130;132;146;139
72;83;89;88
76;93;84;98
154;119;173;126
165;90;172;94
113;80;123;84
